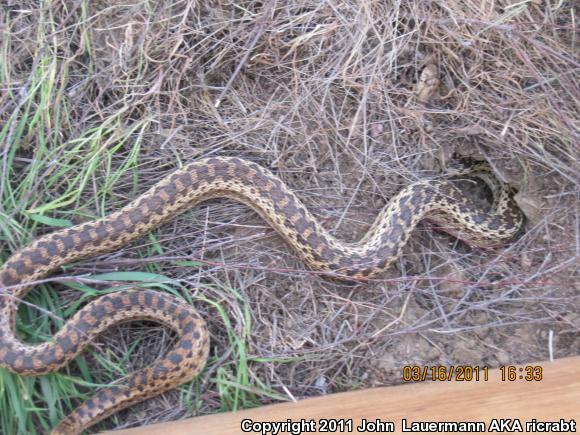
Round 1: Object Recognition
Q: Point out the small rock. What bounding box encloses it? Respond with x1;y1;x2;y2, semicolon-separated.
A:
495;351;510;365
520;251;532;269
439;265;466;299
422;346;441;361
416;63;440;103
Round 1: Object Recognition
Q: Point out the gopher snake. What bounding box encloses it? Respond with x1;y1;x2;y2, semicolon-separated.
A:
0;156;523;434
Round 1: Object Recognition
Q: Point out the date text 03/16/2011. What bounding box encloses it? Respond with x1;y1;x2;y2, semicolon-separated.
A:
402;365;543;382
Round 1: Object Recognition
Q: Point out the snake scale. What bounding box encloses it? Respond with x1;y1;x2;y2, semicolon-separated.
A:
0;156;523;434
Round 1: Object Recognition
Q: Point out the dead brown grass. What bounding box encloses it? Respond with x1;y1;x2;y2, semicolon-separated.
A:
1;0;579;432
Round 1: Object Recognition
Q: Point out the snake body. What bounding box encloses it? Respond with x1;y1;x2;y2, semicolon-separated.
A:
0;156;523;434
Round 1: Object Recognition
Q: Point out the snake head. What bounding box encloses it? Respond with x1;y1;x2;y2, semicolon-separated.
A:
445;157;490;176
445;157;492;177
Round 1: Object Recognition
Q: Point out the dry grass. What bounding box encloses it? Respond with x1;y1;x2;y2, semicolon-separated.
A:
1;0;578;433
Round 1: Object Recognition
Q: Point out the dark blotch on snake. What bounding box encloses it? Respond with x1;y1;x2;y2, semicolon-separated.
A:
168;353;183;365
180;340;193;350
59;235;77;251
58;335;76;354
90;304;106;319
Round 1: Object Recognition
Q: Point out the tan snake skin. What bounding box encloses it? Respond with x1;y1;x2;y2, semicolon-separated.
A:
0;156;523;434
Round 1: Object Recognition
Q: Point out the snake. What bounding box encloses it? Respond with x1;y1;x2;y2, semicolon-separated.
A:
0;156;523;434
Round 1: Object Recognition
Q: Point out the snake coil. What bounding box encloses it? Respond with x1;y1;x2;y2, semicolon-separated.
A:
0;156;523;433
